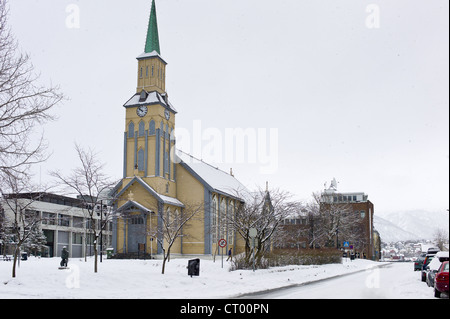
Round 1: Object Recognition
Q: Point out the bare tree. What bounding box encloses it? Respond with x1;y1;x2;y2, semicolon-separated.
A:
228;187;297;265
0;172;45;277
433;228;449;251
308;192;365;250
0;0;63;179
151;202;203;274
51;144;118;273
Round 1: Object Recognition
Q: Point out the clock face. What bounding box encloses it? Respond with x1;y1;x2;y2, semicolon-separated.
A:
164;109;170;120
137;106;148;117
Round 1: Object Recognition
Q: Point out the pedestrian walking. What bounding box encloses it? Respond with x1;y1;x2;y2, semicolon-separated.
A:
226;248;232;261
60;246;69;268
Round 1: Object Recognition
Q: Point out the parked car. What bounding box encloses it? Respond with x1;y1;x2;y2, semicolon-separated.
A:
426;251;449;287
415;254;426;271
422;253;437;282
427;247;440;254
434;261;449;298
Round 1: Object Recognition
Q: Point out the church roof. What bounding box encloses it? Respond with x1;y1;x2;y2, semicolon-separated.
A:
175;150;249;201
144;0;160;55
116;176;185;208
123;90;177;113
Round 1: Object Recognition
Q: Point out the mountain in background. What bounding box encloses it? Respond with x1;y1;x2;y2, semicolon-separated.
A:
374;210;449;243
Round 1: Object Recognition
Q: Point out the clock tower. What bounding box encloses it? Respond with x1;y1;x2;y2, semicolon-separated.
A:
122;0;177;196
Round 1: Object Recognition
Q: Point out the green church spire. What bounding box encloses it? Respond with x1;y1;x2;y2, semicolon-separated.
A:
145;0;161;54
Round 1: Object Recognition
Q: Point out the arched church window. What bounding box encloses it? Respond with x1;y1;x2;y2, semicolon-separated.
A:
137;149;144;171
149;120;156;136
174;209;179;229
164;151;169;175
228;200;235;245
165;207;171;225
128;122;135;138
211;196;218;244
138;121;145;137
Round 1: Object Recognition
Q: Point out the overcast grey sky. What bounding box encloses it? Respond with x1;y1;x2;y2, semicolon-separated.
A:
7;0;449;215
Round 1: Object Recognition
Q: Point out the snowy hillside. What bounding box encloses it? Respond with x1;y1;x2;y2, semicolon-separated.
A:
374;210;449;243
374;216;420;243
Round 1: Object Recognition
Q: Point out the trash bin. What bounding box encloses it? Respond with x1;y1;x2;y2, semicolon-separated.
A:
187;259;200;277
106;248;114;259
21;252;28;261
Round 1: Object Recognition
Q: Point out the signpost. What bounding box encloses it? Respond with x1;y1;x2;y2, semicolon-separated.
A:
218;239;227;269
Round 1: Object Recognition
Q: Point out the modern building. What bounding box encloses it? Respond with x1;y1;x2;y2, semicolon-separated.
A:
1;193;112;258
112;0;248;258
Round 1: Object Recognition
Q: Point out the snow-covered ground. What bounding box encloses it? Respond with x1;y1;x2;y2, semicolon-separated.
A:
0;256;439;299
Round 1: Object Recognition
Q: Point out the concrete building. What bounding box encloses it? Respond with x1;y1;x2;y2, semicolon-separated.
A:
1;193;112;258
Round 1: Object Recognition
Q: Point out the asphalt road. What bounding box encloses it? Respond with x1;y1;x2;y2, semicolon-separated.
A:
240;262;446;299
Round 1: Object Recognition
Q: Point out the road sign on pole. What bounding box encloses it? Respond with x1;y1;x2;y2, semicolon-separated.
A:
218;239;227;248
218;239;227;268
343;241;350;248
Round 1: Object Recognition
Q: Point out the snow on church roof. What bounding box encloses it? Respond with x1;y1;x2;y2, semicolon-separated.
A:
175;150;249;201
123;90;177;113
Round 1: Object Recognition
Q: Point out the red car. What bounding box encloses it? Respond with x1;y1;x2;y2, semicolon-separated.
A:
434;261;449;298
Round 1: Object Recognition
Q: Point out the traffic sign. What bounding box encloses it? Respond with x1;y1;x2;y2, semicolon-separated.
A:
343;241;350;248
218;239;227;248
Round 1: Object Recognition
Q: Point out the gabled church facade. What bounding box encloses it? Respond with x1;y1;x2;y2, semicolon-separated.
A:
112;0;247;257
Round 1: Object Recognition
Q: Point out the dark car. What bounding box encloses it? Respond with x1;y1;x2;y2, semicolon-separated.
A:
415;255;426;271
434;261;449;298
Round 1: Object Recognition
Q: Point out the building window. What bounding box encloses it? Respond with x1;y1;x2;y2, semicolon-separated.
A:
128;122;135;138
360;210;366;219
58;214;70;227
138;149;145;172
146;66;148;77
140;67;143;78
164;151;169;175
165;208;171;225
228;201;234;245
138;121;145;137
149;120;156;135
72;233;83;245
152;65;154;77
131;217;144;225
73;217;84;228
211;196;218;244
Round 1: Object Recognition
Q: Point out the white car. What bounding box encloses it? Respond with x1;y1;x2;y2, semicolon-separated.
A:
426;251;449;287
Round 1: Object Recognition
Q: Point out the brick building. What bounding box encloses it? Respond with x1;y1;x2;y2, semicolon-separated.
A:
320;179;377;260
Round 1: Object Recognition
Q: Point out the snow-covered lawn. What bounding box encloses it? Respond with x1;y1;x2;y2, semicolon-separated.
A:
0;256;396;299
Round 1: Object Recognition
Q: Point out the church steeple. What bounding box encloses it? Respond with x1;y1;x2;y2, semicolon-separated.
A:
136;0;167;94
145;0;160;54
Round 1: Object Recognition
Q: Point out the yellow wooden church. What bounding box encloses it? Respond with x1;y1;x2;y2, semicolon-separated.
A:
112;0;248;258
